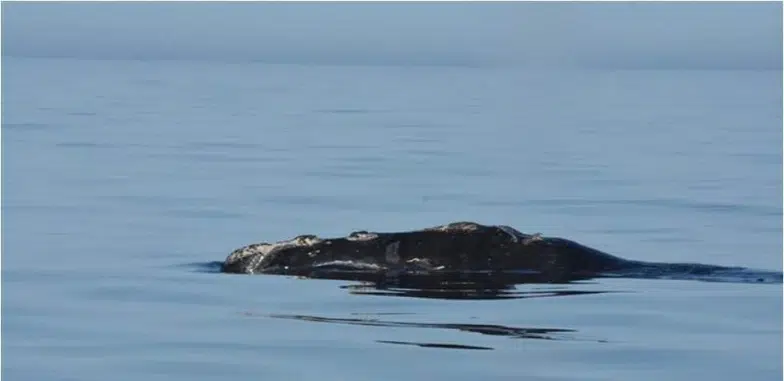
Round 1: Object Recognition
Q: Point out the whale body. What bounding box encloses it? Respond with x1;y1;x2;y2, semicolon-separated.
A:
220;222;755;284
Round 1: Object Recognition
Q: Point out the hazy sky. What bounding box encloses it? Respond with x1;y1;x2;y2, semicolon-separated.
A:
2;2;781;69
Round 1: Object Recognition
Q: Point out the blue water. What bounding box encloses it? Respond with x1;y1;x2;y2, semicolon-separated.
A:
3;56;782;380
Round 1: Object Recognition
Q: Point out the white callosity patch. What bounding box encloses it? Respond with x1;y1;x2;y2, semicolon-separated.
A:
224;242;277;274
346;231;379;241
292;235;322;246
226;242;273;263
425;221;482;232
226;235;324;269
522;233;544;245
405;258;440;271
312;260;383;271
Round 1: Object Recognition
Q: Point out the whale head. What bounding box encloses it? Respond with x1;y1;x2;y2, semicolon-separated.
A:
221;235;322;274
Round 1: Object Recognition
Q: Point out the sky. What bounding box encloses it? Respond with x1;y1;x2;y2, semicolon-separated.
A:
2;2;781;70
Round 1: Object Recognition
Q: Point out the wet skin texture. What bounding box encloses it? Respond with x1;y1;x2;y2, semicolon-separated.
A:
221;222;738;284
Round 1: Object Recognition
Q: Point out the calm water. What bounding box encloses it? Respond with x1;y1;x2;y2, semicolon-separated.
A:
2;56;782;380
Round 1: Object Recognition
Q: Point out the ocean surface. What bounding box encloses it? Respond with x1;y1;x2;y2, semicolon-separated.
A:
2;56;782;380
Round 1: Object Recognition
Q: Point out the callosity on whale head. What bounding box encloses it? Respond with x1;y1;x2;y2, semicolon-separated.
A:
220;221;631;279
221;234;323;274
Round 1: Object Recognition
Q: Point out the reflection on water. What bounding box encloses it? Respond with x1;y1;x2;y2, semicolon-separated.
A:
237;272;612;350
191;261;612;300
375;340;494;351
194;259;778;303
341;281;611;300
246;312;604;350
195;258;779;303
241;281;611;350
318;270;605;300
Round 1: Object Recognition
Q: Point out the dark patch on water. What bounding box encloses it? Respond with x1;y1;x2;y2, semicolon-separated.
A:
270;269;614;300
250;313;597;347
605;266;782;284
350;312;415;317
341;282;612;301
376;340;493;350
182;261;224;273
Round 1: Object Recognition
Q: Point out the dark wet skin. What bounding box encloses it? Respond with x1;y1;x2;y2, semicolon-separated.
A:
221;222;743;285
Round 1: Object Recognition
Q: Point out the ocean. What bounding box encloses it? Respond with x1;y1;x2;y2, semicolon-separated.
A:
2;56;781;380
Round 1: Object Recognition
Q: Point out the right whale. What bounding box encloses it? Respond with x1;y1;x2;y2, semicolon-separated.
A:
220;222;780;284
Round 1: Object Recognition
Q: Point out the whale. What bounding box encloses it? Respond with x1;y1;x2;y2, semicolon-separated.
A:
220;222;771;285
